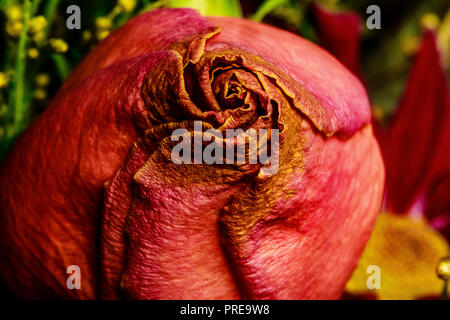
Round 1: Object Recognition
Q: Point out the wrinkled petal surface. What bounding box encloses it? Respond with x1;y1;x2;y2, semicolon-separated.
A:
0;9;384;299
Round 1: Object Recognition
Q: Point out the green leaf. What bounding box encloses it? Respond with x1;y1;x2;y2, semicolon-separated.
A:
43;0;60;36
51;54;71;81
168;0;242;17
252;0;288;22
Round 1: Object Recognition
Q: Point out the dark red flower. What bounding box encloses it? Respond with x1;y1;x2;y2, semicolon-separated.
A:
380;30;450;242
311;2;363;78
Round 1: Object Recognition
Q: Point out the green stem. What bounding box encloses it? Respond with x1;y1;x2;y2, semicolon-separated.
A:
12;0;32;134
43;0;60;37
0;0;13;10
31;0;42;15
51;54;71;80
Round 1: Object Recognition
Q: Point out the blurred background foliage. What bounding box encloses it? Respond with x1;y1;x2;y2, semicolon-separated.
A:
0;0;449;161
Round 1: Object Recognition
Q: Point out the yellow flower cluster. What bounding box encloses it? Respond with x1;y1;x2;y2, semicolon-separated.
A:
49;39;69;53
5;5;23;37
27;48;39;59
28;15;48;46
5;5;48;41
94;0;137;41
6;4;22;21
118;0;136;13
34;73;50;101
0;72;10;89
6;20;22;38
4;3;54;62
96;17;113;30
95;16;112;41
29;16;47;34
35;73;50;87
421;12;440;30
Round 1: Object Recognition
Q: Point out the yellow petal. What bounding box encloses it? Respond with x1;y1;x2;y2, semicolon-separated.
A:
346;212;449;299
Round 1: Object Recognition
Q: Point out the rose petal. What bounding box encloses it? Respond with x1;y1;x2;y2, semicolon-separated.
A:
382;30;450;218
0;52;176;298
310;3;363;79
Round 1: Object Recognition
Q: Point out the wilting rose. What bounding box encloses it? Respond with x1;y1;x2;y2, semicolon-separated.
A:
0;9;384;299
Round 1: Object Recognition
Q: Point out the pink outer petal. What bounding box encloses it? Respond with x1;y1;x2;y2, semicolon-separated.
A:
218;123;384;299
121;161;243;299
100;120;383;300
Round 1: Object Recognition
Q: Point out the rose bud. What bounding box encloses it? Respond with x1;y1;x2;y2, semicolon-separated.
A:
0;9;384;299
